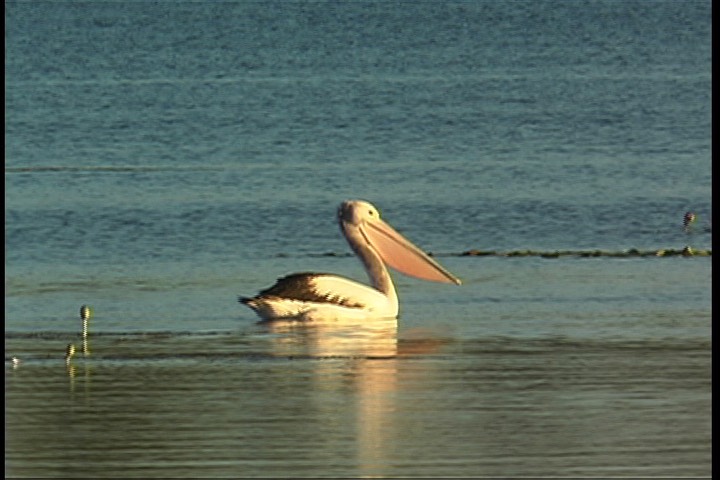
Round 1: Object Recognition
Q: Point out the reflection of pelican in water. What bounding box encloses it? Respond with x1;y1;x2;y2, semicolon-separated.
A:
241;200;461;322
261;319;451;477
261;316;400;476
262;317;398;358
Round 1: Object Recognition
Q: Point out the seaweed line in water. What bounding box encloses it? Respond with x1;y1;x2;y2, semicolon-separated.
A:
285;247;711;259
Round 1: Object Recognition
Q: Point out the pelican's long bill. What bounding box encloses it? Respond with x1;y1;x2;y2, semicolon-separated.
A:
358;216;462;285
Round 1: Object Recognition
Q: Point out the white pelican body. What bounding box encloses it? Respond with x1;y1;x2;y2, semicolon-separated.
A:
240;200;461;321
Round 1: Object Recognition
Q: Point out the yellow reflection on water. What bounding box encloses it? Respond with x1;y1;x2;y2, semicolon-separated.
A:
263;316;398;358
263;316;400;476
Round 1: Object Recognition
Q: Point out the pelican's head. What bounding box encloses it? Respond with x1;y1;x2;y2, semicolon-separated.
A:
338;199;380;226
337;199;462;285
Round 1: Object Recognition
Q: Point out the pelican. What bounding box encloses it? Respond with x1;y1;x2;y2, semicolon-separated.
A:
240;200;461;321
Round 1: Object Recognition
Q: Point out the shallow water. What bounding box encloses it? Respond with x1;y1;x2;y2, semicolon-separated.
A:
6;257;711;477
5;0;711;477
5;330;711;477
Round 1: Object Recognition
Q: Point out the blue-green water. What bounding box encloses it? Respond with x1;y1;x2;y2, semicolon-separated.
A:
5;1;711;477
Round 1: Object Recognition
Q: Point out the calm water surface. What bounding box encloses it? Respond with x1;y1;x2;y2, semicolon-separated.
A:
5;1;711;477
6;258;711;477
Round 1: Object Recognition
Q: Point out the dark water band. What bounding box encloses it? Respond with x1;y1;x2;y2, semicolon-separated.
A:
453;247;711;258
296;247;711;259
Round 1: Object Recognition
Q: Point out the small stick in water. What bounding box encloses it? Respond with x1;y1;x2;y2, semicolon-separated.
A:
80;305;92;356
65;343;76;365
683;211;697;232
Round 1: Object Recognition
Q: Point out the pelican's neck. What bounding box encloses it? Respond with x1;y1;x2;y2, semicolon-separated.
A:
342;222;398;306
